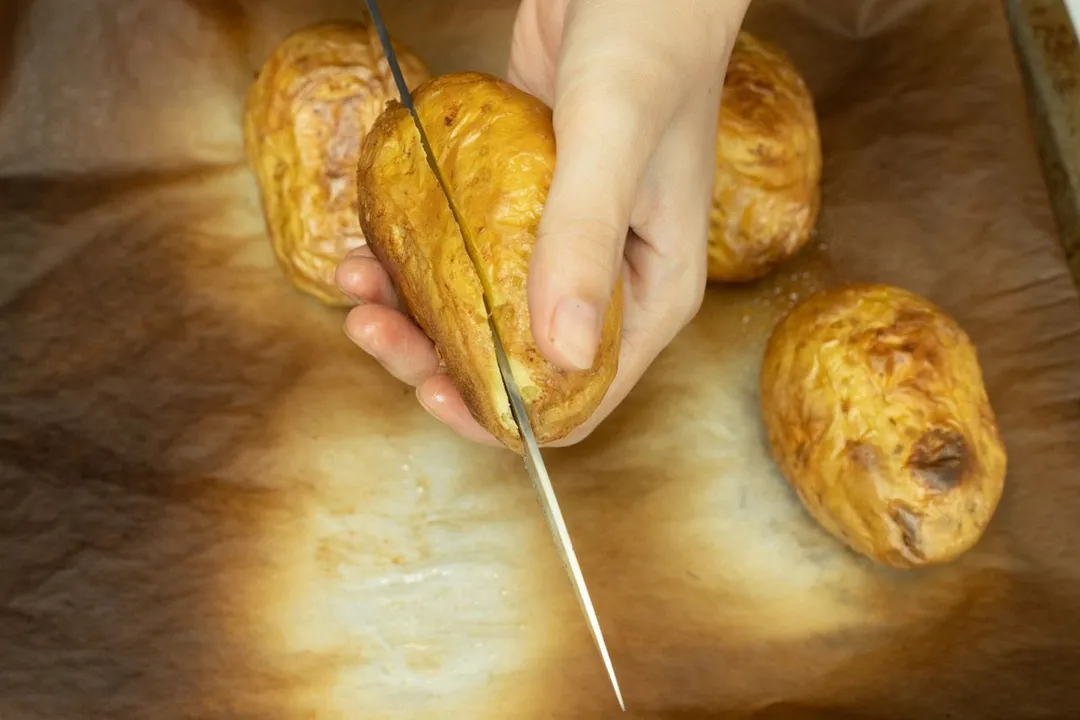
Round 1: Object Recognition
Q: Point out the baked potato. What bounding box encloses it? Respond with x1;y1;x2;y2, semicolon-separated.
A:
759;284;1007;568
355;72;622;452
244;21;429;306
708;31;822;283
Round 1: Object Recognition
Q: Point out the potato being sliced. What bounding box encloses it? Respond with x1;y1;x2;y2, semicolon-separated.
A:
356;72;622;451
759;284;1007;568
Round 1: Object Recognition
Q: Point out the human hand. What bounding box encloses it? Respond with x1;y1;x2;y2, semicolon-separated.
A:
338;0;749;447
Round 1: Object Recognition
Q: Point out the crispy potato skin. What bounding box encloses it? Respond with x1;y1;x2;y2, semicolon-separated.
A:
708;31;822;283
244;21;429;306
759;284;1007;568
356;72;622;451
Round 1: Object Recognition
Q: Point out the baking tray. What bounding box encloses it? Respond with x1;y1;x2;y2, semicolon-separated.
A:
1;0;1080;718
1005;0;1080;285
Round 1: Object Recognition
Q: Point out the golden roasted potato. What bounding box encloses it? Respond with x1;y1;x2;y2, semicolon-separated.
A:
244;21;429;307
759;284;1007;568
355;72;622;451
708;31;822;283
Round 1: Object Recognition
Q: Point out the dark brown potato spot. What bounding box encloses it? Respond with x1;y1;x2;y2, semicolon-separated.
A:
846;441;878;471
908;428;969;491
891;504;924;559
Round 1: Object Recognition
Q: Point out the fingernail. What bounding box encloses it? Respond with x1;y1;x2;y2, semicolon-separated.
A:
549;296;600;371
345;321;380;360
338;269;369;306
416;386;440;419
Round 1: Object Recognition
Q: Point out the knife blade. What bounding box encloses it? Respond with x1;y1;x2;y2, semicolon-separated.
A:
361;0;624;711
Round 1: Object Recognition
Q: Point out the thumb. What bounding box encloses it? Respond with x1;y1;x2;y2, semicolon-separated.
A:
529;35;673;372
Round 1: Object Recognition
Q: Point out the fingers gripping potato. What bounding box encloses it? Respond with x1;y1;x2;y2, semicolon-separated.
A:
244;21;429;306
708;31;822;283
760;284;1007;568
355;72;623;451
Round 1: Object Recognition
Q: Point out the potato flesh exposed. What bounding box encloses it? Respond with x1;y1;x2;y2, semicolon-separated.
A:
356;72;622;451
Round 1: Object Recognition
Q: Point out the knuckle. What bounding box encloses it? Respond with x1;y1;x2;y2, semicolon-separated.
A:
651;255;707;331
682;278;707;325
677;265;708;326
554;68;664;143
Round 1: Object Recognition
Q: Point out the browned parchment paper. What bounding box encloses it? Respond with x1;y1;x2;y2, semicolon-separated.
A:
2;0;1080;718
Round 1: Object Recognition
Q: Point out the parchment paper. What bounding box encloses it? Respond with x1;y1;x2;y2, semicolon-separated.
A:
2;0;1080;718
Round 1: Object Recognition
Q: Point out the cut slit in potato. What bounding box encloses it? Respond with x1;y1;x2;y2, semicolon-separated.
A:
355;72;623;451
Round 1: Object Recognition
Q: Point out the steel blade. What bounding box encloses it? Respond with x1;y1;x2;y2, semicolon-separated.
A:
489;327;625;712
361;1;624;709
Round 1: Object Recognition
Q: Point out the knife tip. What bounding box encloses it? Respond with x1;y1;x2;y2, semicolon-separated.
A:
607;665;625;712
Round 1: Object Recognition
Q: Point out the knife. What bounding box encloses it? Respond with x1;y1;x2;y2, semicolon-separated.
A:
362;0;625;711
